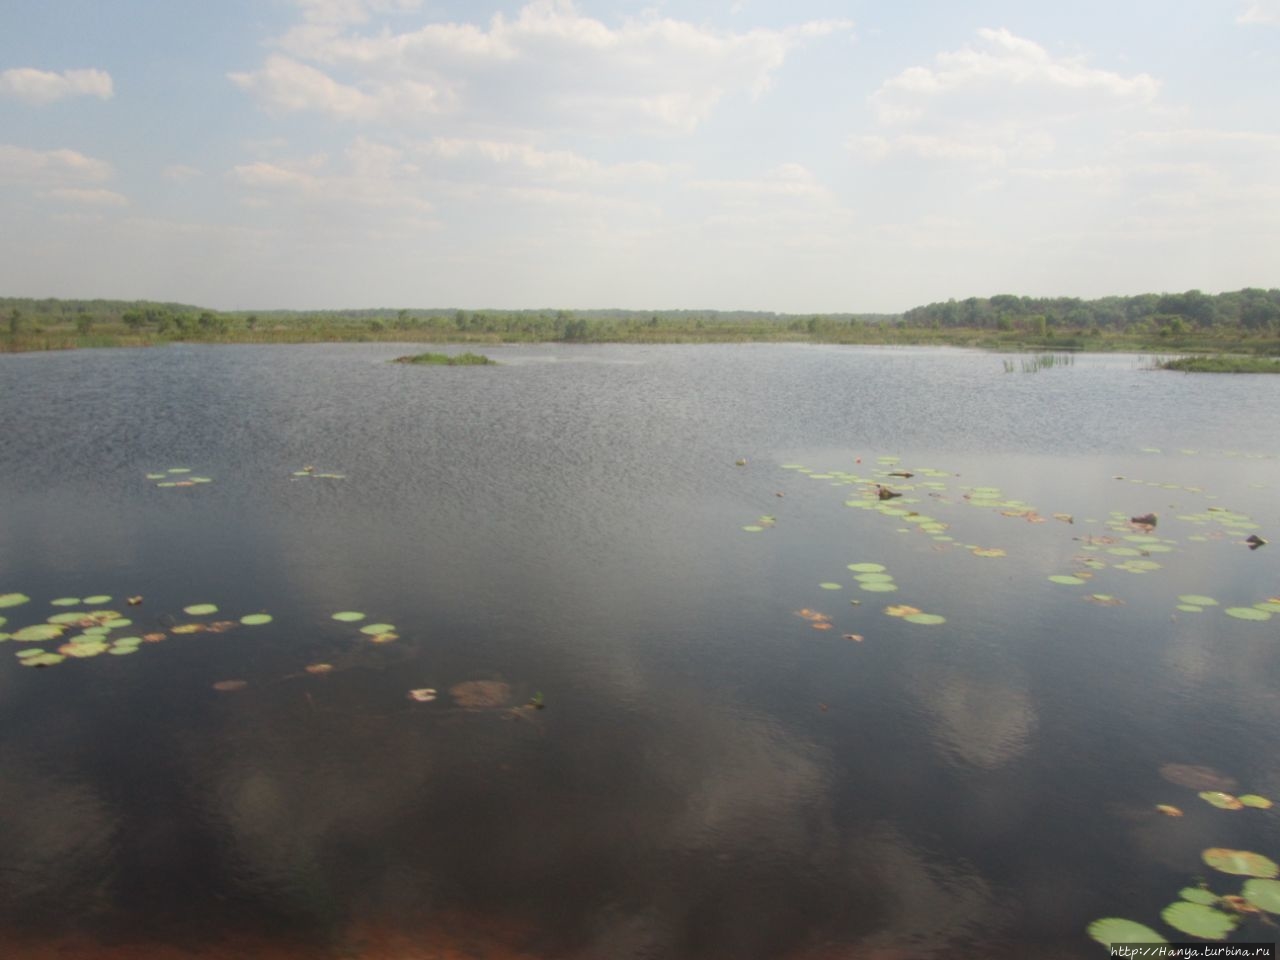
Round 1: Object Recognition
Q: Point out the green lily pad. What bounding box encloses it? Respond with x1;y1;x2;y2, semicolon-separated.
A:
12;624;65;642
1086;917;1167;946
1225;607;1272;622
103;618;131;629
819;583;843;590
108;645;139;655
741;525;764;532
360;623;396;635
1048;575;1086;585
1242;878;1280;914
1179;887;1219;906
49;597;81;607
60;641;109;658
183;604;218;616
847;563;887;573
903;613;946;625
0;593;31;609
1179;595;1220;607
19;652;65;667
853;573;895;584
1203;848;1279;878
1199;791;1243;810
1160;901;1237;940
240;614;273;626
331;611;366;622
167;468;191;474
45;612;87;624
145;473;166;480
1239;795;1273;809
859;582;898;592
82;595;111;605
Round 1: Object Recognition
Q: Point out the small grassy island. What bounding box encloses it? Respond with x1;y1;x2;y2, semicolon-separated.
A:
394;351;497;366
1159;355;1280;373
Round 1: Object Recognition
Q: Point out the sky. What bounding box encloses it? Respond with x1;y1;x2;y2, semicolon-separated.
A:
0;0;1277;313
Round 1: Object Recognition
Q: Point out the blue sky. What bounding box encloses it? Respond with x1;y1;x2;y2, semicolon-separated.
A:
1;0;1277;312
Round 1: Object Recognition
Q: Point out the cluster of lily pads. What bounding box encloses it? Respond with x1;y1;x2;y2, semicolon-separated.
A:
145;467;213;488
0;593;273;669
1090;765;1280;944
741;515;777;533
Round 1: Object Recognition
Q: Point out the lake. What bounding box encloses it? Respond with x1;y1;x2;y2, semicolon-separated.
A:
1;343;1278;959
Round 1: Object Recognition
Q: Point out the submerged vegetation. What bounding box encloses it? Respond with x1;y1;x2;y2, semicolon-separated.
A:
3;288;1280;355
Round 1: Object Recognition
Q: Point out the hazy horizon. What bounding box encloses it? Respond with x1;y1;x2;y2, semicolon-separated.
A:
2;1;1278;313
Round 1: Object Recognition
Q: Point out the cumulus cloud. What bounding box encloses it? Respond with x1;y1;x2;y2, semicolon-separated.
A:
870;28;1158;125
0;67;113;104
0;145;113;184
233;0;852;132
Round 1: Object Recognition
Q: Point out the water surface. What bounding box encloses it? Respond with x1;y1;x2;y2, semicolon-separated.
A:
1;343;1278;958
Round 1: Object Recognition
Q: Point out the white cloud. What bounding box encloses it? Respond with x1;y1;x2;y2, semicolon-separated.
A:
43;187;128;206
234;1;851;132
1238;0;1280;24
0;145;113;184
0;67;113;104
871;28;1158;124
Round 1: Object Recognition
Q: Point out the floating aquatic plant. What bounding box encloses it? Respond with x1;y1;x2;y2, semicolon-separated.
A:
1203;848;1279;878
240;614;273;626
332;611;366;622
0;594;31;609
1160;901;1238;940
183;604;218;616
1086;918;1166;946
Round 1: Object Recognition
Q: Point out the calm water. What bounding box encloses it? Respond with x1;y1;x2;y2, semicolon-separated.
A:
1;343;1278;959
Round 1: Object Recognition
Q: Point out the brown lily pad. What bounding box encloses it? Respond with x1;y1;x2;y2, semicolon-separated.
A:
449;680;512;709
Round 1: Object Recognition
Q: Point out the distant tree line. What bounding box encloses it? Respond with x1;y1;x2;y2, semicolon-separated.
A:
3;289;1278;345
901;289;1280;335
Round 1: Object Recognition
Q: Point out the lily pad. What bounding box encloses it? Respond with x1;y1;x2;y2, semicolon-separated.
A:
853;573;895;583
82;595;111;605
1160;901;1237;940
1048;575;1086;585
103;618;131;629
183;604;218;616
1225;607;1272;621
1203;848;1279;878
1242;878;1280;914
1086;918;1166;946
331;611;366;622
970;547;1006;557
885;605;922;618
847;563;886;573
240;614;273;626
1239;795;1273;809
859;582;898;592
59;641;109;658
0;594;31;609
1199;791;1244;810
367;633;399;644
12;624;65;642
903;613;946;625
19;652;65;667
449;680;512;709
741;525;764;532
49;597;81;607
171;623;206;635
360;623;396;635
1178;887;1218;905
